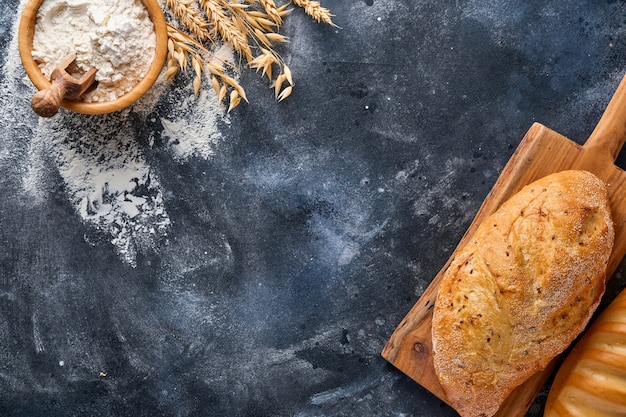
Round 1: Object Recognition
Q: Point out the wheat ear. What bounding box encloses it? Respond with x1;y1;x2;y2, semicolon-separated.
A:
163;0;335;105
166;25;247;110
164;0;212;41
197;0;253;62
289;0;337;26
259;0;283;25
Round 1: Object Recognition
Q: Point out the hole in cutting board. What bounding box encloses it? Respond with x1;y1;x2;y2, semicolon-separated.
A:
615;146;626;171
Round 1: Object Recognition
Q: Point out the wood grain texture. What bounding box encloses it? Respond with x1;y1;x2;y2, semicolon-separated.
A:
382;74;626;417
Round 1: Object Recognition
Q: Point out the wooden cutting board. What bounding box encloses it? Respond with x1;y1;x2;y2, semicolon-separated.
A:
381;74;626;417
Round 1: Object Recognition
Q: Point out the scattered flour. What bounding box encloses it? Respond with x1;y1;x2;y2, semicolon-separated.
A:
160;43;234;160
2;0;235;265
160;88;227;161
32;0;156;102
28;115;171;265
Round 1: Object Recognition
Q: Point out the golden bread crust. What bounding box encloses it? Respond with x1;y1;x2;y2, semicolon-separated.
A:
544;286;626;416
431;170;614;417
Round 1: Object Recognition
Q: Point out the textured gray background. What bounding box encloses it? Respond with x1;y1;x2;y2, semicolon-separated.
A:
1;0;626;416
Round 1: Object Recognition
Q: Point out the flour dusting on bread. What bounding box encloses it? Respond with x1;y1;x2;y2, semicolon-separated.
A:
431;170;614;417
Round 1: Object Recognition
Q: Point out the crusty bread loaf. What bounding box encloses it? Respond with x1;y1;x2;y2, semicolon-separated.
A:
544;287;626;417
431;170;614;417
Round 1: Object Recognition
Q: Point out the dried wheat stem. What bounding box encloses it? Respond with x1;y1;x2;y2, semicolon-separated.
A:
228;3;281;41
289;0;336;26
165;0;212;41
259;0;282;25
167;25;248;106
272;64;293;101
168;24;213;56
276;3;293;18
163;0;333;104
249;48;278;80
228;89;241;112
192;54;203;96
197;0;253;62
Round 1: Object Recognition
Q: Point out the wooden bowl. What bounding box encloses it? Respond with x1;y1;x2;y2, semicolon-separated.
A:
17;0;168;115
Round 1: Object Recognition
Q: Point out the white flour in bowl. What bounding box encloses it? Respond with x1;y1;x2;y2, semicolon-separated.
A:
31;0;156;102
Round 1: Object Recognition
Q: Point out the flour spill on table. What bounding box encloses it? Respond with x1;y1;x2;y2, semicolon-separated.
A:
391;156;478;228
1;0;232;265
160;89;228;161
27;113;171;265
159;43;234;160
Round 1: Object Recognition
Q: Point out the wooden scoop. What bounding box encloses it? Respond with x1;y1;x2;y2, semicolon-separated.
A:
382;73;626;417
31;53;97;117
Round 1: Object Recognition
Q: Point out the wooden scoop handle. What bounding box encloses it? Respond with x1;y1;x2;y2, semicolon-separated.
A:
31;53;97;117
584;74;626;162
31;75;75;117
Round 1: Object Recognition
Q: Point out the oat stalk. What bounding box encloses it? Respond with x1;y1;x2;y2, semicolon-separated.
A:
163;0;336;108
166;24;247;111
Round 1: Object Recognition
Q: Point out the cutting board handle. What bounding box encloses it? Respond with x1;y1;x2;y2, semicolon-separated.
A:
585;74;626;162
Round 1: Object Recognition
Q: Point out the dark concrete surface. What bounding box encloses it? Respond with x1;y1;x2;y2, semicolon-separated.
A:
1;0;626;416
